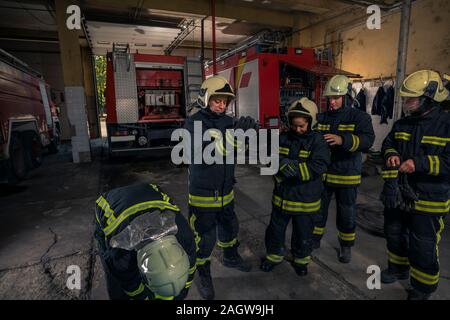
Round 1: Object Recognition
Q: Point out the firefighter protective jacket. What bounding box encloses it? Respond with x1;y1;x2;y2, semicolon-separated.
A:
273;130;330;214
316;104;375;187
95;183;196;300
184;108;237;212
381;106;450;216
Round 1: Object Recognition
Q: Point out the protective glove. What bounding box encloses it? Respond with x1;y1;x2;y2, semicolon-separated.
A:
380;180;402;210
398;174;419;212
233;116;257;131
279;159;297;178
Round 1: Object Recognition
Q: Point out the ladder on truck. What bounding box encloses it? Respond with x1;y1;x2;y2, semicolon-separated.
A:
112;43;139;124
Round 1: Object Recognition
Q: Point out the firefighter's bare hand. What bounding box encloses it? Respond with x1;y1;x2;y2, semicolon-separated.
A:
386;156;401;168
323;134;343;146
399;159;415;173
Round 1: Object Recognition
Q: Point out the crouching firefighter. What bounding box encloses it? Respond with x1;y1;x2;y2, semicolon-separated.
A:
261;98;330;276
184;76;257;300
380;69;450;300
313;75;375;263
94;183;197;300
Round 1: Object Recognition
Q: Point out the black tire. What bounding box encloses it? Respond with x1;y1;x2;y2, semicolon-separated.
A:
21;131;43;169
9;134;27;181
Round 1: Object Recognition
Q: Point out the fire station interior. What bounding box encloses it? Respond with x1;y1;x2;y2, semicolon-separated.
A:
0;0;449;301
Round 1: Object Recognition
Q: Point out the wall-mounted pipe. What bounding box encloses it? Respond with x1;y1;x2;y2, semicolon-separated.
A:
211;0;217;75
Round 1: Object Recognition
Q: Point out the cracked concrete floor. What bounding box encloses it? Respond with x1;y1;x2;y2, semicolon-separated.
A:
0;140;449;300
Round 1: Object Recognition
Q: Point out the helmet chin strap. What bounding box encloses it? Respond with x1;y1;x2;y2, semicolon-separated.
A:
405;97;436;118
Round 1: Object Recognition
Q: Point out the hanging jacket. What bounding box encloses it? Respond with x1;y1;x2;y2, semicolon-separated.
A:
380;85;395;124
372;86;385;116
184;108;236;212
94;183;197;300
355;88;367;113
381;106;450;216
273;130;330;214
316;104;375;187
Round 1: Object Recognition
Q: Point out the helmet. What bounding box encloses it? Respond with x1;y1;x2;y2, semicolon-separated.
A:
136;235;190;298
287;97;318;128
323;75;352;97
197;76;235;108
399;69;449;102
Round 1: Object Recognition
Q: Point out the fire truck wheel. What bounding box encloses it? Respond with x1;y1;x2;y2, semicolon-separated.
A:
9;133;27;180
21;131;43;169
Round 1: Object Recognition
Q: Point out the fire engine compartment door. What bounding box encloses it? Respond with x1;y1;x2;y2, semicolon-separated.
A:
184;57;202;110
114;54;139;123
38;80;52;125
235;59;259;121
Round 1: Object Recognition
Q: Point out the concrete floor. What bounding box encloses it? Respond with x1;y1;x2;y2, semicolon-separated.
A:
0;140;449;300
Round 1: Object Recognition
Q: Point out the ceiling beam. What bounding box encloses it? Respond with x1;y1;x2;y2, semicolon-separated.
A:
83;0;294;28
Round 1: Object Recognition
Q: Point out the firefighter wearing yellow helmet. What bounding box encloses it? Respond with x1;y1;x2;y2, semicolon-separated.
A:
380;70;450;300
185;75;256;300
313;75;375;264
261;97;330;276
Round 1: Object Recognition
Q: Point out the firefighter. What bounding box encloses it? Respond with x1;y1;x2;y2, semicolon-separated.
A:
94;183;197;300
184;76;256;300
313;75;375;263
260;98;330;276
379;69;449;300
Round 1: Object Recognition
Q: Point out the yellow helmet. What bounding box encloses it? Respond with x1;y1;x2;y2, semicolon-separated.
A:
287;97;318;128
399;69;449;102
197;75;235;108
323;75;352;97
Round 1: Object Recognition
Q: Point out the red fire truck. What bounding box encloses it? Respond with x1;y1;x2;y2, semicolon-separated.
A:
0;49;60;183
105;44;202;155
204;32;360;129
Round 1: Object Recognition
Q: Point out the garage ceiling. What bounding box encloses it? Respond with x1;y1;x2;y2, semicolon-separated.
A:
0;0;404;56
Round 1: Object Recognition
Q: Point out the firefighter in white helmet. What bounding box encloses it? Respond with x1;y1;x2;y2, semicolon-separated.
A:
184;75;257;300
380;69;450;300
261;97;330;276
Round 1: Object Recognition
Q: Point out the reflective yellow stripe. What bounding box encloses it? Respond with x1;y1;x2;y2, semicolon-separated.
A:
414;199;450;214
96;196;115;222
125;283;145;297
294;256;311;265
266;254;284;263
298;150;310;158
338;124;355;132
381;169;399;179
225;130;241;148
189;190;234;208
298;162;310;181
338;232;356;241
326;174;361;185
384;148;398;156
272;195;321;213
103;201;179;236
217;238;237;248
185;280;193;288
196;257;211;265
427;155;440;176
189;214;201;252
279;147;290;156
313;227;325;235
421;136;450;147
189;265;197;275
411;267;439;285
388;250;409;265
395;132;411;141
154;294;175;300
349;134;360;152
437;217;445;259
317;123;331;131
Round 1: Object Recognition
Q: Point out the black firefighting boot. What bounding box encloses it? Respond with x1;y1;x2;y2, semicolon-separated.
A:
407;289;431;300
196;262;215;300
260;258;281;272
222;244;252;272
338;246;352;264
292;263;308;277
381;265;409;284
